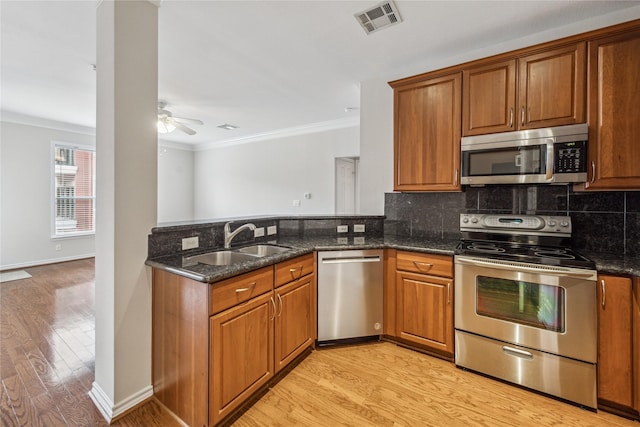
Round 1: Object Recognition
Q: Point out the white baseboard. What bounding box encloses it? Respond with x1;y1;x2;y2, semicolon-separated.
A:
89;382;154;423
0;253;95;271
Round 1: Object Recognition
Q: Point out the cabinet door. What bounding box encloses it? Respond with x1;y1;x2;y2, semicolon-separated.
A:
462;59;516;136
210;292;274;425
274;274;315;373
394;72;461;191
396;271;453;355
597;275;634;410
586;30;640;190
518;43;586;129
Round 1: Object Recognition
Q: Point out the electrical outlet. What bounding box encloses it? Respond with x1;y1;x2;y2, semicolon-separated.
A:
354;224;365;233
292;199;301;207
337;237;348;244
267;225;277;235
182;236;199;250
354;237;365;244
254;227;265;237
337;225;348;233
55;244;62;251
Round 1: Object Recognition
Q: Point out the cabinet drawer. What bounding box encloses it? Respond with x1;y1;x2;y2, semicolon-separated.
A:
275;253;315;288
396;251;453;278
210;267;274;315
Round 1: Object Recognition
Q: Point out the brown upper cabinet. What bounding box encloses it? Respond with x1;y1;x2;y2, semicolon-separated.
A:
462;43;586;136
585;29;640;190
391;72;461;192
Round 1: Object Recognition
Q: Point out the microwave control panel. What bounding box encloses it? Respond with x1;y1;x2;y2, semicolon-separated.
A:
554;141;587;173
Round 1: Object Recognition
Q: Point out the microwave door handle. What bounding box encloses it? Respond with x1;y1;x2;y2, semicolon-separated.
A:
545;142;554;181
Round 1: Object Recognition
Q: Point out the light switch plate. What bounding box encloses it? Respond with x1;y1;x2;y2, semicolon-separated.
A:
182;236;199;250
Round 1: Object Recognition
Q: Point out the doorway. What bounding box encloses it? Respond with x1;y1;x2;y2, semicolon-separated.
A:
335;157;359;214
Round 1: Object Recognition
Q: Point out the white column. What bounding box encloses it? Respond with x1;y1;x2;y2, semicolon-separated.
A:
91;0;158;421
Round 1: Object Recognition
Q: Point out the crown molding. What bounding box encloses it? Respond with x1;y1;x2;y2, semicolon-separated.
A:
195;117;360;151
1;110;97;136
158;139;195;151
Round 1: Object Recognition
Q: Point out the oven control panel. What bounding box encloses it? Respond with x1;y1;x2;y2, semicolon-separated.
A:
460;214;571;234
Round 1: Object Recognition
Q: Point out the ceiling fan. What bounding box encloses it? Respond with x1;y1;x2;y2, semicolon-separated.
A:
157;101;203;135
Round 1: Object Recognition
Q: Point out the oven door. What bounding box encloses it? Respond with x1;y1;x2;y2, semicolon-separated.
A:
454;255;597;363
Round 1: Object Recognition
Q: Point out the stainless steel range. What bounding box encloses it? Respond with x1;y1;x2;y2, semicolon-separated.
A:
454;213;597;408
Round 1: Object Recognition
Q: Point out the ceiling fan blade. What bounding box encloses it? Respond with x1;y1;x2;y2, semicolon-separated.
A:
168;117;196;135
173;116;204;125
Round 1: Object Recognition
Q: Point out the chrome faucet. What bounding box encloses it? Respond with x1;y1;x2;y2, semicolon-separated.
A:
224;222;256;248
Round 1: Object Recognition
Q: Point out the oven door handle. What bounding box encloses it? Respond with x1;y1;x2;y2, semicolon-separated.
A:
455;256;596;279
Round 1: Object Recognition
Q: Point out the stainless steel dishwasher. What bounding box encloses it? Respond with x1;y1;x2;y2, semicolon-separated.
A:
317;249;384;345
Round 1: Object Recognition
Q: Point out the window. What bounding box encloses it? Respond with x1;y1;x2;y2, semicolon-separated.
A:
53;143;96;237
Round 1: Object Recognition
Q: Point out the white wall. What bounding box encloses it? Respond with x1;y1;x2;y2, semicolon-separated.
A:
357;8;640;216
359;78;393;215
0;120;96;269
157;142;194;223
194;125;359;219
0;120;196;268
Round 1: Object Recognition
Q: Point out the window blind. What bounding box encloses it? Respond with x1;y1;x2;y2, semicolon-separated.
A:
53;144;96;237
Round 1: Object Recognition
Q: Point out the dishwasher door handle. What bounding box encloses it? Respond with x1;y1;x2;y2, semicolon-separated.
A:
321;256;381;264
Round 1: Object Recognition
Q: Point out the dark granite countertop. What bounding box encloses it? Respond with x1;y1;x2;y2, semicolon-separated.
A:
146;234;640;283
146;235;459;284
581;251;640;277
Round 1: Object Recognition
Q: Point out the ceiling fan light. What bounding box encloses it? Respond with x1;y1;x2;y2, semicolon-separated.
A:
157;119;176;134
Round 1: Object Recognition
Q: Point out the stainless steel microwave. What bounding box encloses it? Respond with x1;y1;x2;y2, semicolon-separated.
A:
460;124;588;185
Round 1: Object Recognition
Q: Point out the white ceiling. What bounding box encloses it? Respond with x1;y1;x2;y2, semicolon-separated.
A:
2;1;640;146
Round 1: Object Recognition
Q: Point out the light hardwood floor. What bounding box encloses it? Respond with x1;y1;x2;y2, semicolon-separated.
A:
1;259;636;426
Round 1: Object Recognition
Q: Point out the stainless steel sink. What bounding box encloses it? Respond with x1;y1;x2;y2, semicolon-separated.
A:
184;251;259;266
235;244;291;257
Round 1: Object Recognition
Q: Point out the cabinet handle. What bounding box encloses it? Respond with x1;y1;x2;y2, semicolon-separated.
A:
413;261;433;272
521;106;525;126
447;283;451;304
454;168;459;186
591;161;596;184
289;266;303;280
270;296;276;321
235;282;256;293
509;107;514;128
277;293;283;317
601;279;606;308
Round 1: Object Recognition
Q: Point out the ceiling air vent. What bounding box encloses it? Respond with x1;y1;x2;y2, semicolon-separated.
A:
355;1;402;35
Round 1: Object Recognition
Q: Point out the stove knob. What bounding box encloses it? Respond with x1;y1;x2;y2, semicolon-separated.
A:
462;217;469;223
471;217;479;224
560;221;569;227
548;220;557;227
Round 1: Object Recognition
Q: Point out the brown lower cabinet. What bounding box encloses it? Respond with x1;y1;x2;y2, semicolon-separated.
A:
153;253;316;427
385;250;455;360
210;291;274;424
597;274;640;419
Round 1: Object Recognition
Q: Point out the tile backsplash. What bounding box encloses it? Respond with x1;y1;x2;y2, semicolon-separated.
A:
385;186;640;256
